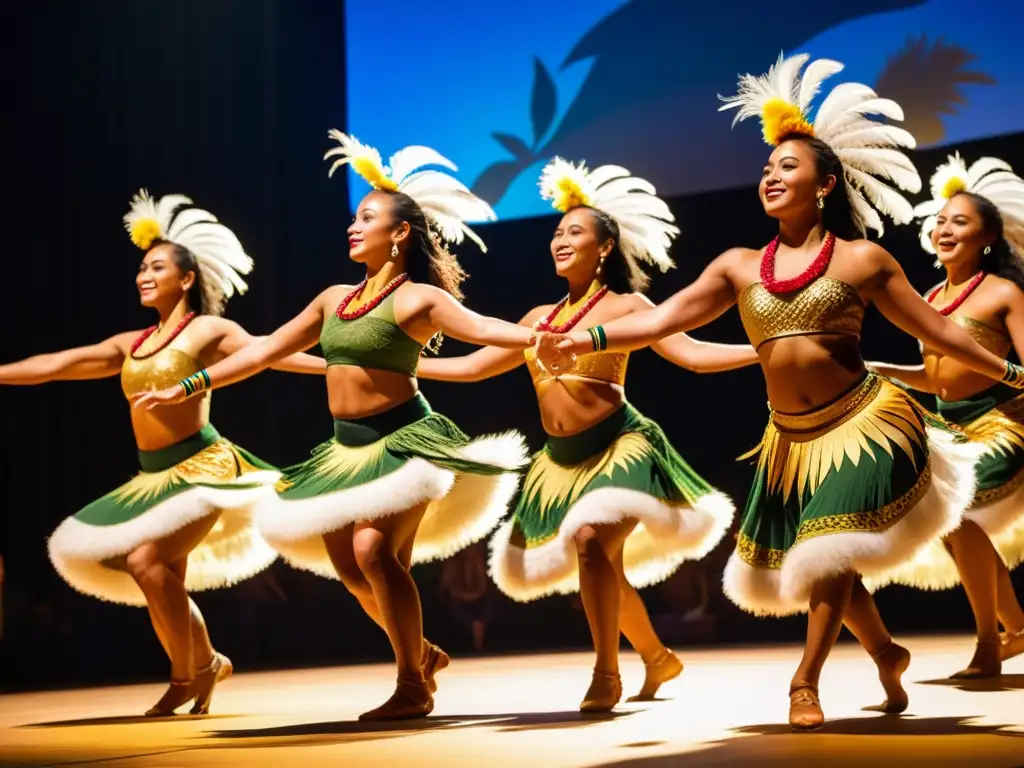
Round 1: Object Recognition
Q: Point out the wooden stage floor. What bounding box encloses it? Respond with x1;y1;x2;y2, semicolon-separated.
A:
1;634;1021;767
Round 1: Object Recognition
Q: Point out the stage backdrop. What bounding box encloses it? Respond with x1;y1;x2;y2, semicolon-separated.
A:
346;0;1024;220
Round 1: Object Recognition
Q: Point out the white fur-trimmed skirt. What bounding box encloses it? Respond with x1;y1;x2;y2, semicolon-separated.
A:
725;374;982;616
490;403;734;602
255;393;527;579
47;424;280;606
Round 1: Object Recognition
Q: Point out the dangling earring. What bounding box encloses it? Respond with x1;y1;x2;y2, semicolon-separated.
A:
984;245;992;255
390;243;399;260
816;191;825;210
596;255;606;276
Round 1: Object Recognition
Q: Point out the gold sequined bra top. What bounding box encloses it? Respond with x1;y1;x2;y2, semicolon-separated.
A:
121;345;204;399
738;276;864;350
946;315;1011;356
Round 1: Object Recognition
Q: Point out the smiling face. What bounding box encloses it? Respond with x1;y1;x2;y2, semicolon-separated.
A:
550;207;614;283
135;243;193;308
347;190;410;268
758;138;835;221
931;194;995;269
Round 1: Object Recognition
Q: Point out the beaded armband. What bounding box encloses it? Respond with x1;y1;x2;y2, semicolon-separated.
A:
180;369;212;398
1001;361;1024;390
587;325;608;352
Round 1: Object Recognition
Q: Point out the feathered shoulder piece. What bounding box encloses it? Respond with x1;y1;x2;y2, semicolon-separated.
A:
123;190;252;302
324;131;496;252
719;52;921;237
914;152;1024;258
538;157;678;272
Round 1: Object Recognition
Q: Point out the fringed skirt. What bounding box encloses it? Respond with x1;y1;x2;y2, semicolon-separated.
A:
724;374;982;616
869;383;1024;590
256;393;527;579
47;424;281;606
490;403;735;602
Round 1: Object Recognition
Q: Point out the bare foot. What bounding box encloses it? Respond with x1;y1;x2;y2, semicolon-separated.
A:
870;642;910;713
1000;630;1024;662
789;682;823;731
145;680;195;717
422;643;450;695
359;677;433;721
951;639;1001;679
627;649;683;701
580;671;622;713
190;652;233;715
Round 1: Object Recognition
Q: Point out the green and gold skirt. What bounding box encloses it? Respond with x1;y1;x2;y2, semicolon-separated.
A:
724;374;982;616
47;424;281;606
490;403;735;602
255;393;527;579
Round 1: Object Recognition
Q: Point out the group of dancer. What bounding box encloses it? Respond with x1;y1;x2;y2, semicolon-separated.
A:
2;52;1023;731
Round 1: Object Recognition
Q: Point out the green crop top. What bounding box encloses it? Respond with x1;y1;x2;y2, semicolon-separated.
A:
320;290;423;376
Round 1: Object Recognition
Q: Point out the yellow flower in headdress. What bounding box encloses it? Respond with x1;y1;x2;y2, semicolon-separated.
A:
928;152;970;201
325;131;399;191
130;218;161;250
760;98;814;146
539;157;594;212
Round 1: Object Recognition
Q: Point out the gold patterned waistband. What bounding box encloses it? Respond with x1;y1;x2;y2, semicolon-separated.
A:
770;374;881;441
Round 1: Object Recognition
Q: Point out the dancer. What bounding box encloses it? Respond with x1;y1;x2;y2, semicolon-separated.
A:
418;157;751;711
0;190;325;715
133;133;535;720
535;53;1024;729
868;152;1024;675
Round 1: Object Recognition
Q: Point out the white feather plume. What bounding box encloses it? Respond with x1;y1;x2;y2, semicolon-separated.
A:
915;152;1024;259
325;131;495;251
721;52;920;237
539;157;679;273
123;189;253;303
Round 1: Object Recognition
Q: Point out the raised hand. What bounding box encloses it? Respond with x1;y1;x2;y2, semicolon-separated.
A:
130;385;187;410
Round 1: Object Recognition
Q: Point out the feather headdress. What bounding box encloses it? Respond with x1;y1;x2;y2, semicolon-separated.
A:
719;52;921;237
538;157;678;272
324;131;496;252
913;152;1024;258
123;190;253;302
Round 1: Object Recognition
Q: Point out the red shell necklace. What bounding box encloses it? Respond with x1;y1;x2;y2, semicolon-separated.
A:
131;312;197;357
761;232;836;294
926;272;986;316
336;273;409;320
537;285;610;333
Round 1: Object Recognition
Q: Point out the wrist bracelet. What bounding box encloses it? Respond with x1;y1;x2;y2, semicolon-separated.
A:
586;325;608;352
179;369;212;398
1001;360;1024;390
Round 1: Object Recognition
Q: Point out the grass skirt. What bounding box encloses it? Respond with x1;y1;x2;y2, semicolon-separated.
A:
490;403;734;602
256;393;527;579
724;374;982;616
47;424;280;606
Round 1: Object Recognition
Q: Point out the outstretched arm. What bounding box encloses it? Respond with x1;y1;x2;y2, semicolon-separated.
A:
0;332;135;385
869;246;1009;382
215;321;326;375
535;250;740;367
417;306;549;383
132;290;328;408
864;362;934;393
414;288;538;349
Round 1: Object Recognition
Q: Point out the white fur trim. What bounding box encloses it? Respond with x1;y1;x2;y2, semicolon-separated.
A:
258;432;527;578
724;426;982;616
489;488;735;602
966;478;1024;569
47;482;280;606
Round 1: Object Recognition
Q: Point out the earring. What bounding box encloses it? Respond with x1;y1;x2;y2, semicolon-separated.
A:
596;256;606;276
390;243;399;260
984;245;992;255
816;192;825;210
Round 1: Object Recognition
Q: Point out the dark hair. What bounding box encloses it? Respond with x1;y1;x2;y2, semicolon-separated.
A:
953;191;1024;292
153;240;225;316
582;207;650;293
779;134;862;242
384;191;467;300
